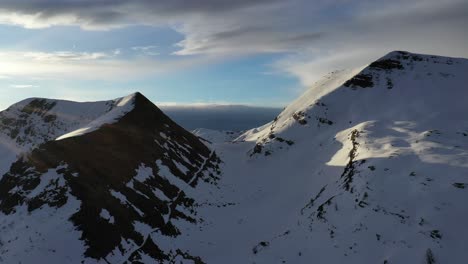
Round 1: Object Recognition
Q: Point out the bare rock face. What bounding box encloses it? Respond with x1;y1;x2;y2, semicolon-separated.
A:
0;92;221;263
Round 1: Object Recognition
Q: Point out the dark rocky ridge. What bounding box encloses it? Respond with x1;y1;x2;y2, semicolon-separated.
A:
0;92;221;262
344;51;411;89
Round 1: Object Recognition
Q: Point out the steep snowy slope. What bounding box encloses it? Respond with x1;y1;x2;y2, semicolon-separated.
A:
166;51;468;263
0;93;221;263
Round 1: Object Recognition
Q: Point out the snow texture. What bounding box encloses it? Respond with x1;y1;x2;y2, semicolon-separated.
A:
1;51;468;263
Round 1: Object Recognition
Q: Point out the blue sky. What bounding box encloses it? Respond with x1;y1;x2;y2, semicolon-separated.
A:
0;23;300;109
0;0;466;109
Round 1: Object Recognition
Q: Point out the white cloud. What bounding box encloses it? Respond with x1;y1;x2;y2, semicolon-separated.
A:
0;12;79;29
270;0;468;86
9;84;39;88
0;50;221;80
0;0;466;88
20;51;113;61
131;45;158;51
131;46;159;56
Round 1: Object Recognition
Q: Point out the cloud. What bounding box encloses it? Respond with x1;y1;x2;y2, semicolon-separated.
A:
0;0;466;87
0;0;281;29
131;45;159;56
0;1;360;55
0;1;465;55
20;51;114;61
10;84;39;89
271;0;468;86
0;50;133;80
131;45;157;51
0;49;221;80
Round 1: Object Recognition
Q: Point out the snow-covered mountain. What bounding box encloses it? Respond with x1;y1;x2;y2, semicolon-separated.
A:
176;51;468;264
0;92;221;263
0;51;467;263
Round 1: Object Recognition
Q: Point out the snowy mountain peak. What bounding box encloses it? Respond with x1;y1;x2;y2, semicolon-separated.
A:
379;50;457;62
0;92;222;263
242;51;468;157
210;52;468;263
167;52;466;263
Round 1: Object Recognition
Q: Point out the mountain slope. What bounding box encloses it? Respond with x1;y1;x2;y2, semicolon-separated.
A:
170;51;468;263
0;93;221;263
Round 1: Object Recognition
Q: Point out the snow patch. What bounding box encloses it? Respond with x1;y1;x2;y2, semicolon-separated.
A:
100;209;115;224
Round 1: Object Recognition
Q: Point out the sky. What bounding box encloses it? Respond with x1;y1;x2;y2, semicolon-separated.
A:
0;0;467;110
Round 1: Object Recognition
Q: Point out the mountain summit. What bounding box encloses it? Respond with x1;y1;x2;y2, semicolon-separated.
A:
193;51;468;263
0;92;221;263
1;51;467;263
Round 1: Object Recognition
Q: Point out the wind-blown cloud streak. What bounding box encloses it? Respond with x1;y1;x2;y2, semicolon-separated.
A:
0;50;223;80
10;84;39;88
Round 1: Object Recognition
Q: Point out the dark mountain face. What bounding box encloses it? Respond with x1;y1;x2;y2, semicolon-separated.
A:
0;93;221;262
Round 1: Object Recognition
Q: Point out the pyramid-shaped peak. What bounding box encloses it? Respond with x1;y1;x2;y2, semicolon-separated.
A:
119;91;158;110
122;91;144;101
131;91;144;98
